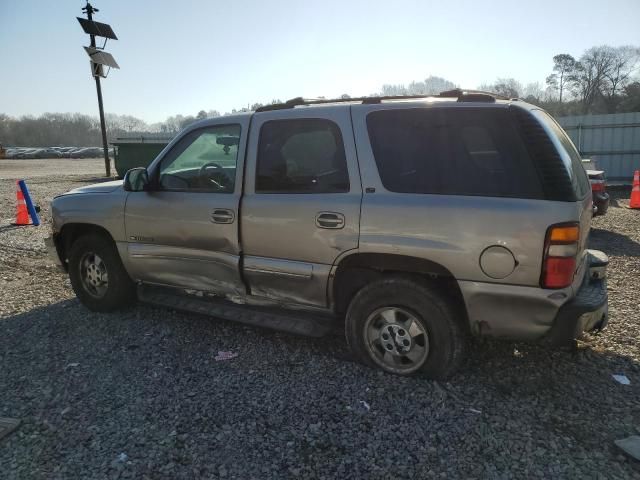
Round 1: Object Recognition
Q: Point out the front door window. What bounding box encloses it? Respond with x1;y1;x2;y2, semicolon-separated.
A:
159;124;241;193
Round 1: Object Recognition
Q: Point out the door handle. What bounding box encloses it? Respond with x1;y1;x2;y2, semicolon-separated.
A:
316;212;345;229
211;208;235;224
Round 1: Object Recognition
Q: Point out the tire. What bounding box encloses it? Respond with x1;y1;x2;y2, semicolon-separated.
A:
345;276;467;379
68;233;136;312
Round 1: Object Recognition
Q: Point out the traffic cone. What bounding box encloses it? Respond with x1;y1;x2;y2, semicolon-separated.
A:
630;170;640;209
15;180;30;225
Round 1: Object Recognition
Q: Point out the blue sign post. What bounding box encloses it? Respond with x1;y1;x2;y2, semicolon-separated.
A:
18;179;40;226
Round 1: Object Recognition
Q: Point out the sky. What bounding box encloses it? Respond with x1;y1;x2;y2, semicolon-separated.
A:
1;0;639;123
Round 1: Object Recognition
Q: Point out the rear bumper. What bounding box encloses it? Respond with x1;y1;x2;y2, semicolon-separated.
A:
459;249;608;342
593;192;610;216
543;250;609;345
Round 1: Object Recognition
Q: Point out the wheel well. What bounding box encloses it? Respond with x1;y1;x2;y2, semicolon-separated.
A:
332;253;467;319
55;223;114;268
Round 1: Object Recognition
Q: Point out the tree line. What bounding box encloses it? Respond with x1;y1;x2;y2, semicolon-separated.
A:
381;45;640;117
487;45;640;116
1;44;638;147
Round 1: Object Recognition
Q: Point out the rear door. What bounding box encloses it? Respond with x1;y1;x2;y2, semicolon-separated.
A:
241;107;362;307
124;118;249;295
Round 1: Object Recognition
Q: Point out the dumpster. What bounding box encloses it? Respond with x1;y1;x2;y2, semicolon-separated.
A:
111;136;173;178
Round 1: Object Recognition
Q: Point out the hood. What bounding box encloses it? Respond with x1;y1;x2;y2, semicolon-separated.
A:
64;180;124;195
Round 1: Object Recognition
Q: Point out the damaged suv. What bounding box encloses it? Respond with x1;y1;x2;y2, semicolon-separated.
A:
46;90;608;379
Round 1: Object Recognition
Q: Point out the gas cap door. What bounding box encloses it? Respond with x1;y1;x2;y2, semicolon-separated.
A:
480;246;517;279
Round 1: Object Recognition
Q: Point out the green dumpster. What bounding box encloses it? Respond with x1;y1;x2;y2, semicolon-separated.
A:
111;136;173;178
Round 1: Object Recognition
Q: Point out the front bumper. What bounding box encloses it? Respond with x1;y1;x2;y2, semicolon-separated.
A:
543;250;609;346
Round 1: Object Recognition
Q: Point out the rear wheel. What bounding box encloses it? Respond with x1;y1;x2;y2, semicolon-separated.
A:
345;276;467;379
68;233;136;312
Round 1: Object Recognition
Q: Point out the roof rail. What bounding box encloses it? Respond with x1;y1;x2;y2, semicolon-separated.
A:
254;89;505;112
255;96;375;112
439;88;507;102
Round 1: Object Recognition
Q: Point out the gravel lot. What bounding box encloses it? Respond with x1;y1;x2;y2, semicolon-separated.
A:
0;160;639;479
0;158;109;180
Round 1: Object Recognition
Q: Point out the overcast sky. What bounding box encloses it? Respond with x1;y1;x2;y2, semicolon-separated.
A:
1;0;639;123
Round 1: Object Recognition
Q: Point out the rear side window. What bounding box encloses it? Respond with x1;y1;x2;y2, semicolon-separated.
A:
256;119;350;193
530;110;590;199
366;108;543;198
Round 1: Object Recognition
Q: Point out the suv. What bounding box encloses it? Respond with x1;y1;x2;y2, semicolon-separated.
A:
46;90;608;379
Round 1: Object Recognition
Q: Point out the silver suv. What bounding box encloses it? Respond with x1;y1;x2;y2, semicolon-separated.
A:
46;90;609;379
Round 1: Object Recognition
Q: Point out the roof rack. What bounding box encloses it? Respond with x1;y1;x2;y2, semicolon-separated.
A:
439;88;508;101
254;89;506;112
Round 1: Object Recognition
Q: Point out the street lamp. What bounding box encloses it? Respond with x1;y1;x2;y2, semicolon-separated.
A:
77;2;119;177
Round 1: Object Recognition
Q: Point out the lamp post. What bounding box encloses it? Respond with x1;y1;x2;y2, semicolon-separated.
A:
77;2;119;177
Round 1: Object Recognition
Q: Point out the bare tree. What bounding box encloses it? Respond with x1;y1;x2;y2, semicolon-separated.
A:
479;78;522;98
381;75;457;96
179;115;196;129
619;81;640;112
423;76;457;94
122;115;147;132
161;115;185;133
381;83;407;96
546;54;576;103
601;46;640;112
522;82;544;102
545;74;559;100
569;46;615;112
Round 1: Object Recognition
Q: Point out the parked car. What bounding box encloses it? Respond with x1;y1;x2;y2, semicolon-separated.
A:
46;90;608;379
586;169;609;216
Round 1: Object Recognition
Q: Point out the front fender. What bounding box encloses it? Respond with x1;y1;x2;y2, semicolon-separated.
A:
51;190;128;242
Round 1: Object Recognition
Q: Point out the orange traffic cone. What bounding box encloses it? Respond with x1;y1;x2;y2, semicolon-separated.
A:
631;170;640;209
15;180;30;225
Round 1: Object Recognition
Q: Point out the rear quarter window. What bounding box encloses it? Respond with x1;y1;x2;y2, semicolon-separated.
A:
366;108;544;199
530;110;590;199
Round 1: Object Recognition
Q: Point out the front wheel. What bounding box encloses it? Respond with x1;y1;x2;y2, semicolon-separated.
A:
68;233;136;312
345;276;467;379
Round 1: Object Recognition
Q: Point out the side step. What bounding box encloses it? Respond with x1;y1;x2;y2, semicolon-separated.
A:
138;285;337;337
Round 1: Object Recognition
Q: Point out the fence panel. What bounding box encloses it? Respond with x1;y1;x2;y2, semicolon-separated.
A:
557;112;640;181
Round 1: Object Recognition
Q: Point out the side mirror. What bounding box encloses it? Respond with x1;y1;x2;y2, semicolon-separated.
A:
123;167;150;192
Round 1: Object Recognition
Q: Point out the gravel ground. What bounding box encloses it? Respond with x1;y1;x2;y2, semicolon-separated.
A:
0;158;109;180
0;166;639;479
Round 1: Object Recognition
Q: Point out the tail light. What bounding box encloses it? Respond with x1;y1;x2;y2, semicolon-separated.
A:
589;172;607;193
591;179;606;193
541;223;580;289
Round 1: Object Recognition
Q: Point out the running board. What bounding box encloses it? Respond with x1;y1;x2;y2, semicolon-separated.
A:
138;285;336;337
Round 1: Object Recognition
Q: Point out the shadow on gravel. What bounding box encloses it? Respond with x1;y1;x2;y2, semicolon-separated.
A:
590;228;640;257
609;196;621;208
1;298;638;390
1;299;639;478
0;225;21;233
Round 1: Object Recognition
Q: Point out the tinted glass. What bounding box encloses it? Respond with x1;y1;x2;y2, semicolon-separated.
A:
366;108;544;198
531;110;590;199
256;119;349;193
159;124;240;193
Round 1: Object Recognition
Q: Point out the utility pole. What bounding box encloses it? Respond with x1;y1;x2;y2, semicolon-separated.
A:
78;2;119;177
